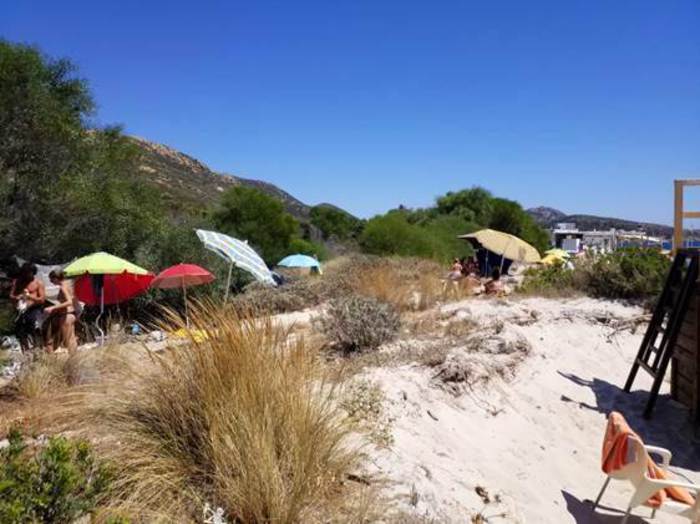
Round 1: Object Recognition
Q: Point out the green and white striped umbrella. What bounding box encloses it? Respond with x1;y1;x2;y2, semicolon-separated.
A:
195;229;276;286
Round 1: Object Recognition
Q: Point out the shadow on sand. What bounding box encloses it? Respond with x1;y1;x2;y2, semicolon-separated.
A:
558;372;700;522
562;491;650;524
557;371;700;471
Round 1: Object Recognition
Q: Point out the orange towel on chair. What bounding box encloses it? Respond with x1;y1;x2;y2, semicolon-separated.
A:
602;411;695;508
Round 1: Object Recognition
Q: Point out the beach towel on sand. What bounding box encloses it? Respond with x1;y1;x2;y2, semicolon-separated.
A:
602;411;695;508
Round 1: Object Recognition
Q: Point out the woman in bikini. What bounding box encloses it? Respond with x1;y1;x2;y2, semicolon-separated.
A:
44;269;78;353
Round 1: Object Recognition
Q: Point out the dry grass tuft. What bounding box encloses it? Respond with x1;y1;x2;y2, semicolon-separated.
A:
12;357;58;400
351;259;444;312
53;301;361;523
7;349;116;401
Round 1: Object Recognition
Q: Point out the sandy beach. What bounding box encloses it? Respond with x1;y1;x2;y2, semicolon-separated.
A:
336;296;700;523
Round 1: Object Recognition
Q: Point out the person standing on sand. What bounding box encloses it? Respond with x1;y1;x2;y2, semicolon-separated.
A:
9;262;46;351
448;258;463;281
44;269;78;353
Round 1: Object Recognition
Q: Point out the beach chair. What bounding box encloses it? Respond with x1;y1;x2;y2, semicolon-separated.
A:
593;412;700;523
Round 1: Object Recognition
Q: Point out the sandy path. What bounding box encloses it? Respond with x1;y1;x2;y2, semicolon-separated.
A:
362;297;700;523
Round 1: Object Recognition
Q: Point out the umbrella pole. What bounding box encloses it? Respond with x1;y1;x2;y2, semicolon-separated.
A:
223;261;233;303
183;282;189;328
500;239;513;273
95;286;105;346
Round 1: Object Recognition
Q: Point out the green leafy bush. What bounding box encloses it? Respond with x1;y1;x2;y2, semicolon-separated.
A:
288;237;328;261
359;187;550;262
310;205;363;240
317;295;400;352
581;248;670;300
520;248;671;302
359;212;435;259
359;212;475;262
519;263;576;297
0;430;112;523
212;185;299;265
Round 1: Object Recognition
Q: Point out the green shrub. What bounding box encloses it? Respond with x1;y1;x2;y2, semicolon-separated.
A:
359;212;475;262
212;185;299;264
318;295;400;352
0;430;112;523
519;263;576;296
581;248;670;300
310;205;363;240
359;212;435;259
520;248;671;302
288;237;329;261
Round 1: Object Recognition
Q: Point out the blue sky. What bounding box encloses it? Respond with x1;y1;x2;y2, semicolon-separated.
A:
3;1;700;224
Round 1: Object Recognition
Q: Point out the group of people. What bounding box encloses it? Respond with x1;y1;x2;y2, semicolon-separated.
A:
447;255;505;295
9;262;78;353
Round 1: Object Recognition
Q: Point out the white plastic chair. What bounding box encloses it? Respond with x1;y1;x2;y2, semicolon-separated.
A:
593;436;700;523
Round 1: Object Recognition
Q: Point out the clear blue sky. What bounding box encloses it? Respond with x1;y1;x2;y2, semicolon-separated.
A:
3;1;700;224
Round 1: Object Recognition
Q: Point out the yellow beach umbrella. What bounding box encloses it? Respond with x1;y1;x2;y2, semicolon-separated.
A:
64;252;150;277
544;248;570;259
540;253;566;266
459;229;541;263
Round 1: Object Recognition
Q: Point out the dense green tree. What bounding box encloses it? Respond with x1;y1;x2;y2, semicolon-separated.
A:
422;215;476;261
359;211;475;262
212;186;299;264
359;188;550;261
309;205;363;240
0;41;166;263
359;212;434;258
489;197;549;253
436;187;494;224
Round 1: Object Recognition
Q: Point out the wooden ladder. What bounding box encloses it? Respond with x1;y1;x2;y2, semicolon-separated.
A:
624;250;699;418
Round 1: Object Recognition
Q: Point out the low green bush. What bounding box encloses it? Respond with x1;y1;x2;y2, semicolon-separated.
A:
519;263;576;297
317;294;400;352
288;237;329;261
581;248;670;300
0;430;112;523
520;248;671;303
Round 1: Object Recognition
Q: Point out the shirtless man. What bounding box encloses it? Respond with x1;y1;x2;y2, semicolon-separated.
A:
10;262;46;351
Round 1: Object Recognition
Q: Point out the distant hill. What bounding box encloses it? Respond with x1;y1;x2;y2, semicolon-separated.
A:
527;206;673;238
131;137;315;222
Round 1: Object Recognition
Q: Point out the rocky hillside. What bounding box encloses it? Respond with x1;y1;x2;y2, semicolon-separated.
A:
132;137;313;221
527;206;673;237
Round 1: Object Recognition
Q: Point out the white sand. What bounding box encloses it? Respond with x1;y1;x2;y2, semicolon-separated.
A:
356;296;700;523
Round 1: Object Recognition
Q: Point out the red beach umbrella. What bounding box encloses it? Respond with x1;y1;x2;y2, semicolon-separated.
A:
74;273;154;306
151;264;215;289
151;264;215;325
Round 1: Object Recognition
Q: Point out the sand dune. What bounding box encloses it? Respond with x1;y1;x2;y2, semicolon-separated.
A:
352;297;700;523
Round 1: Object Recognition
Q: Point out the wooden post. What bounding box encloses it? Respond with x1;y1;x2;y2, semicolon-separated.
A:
674;180;684;255
695;286;700;421
673;179;700;254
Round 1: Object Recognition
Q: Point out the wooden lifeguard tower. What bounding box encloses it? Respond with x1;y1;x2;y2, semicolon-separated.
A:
624;180;700;420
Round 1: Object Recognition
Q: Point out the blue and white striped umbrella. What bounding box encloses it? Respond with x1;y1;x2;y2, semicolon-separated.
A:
196;229;276;286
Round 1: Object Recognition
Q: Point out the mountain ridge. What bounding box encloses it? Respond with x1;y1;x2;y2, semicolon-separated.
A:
131;136;675;239
526;206;673;237
131;136;316;221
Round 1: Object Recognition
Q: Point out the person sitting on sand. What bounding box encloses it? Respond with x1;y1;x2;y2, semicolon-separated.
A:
44;269;78;353
485;267;505;295
461;256;479;276
10;262;46;351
